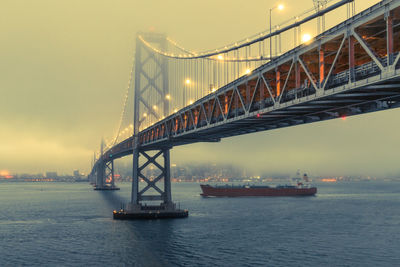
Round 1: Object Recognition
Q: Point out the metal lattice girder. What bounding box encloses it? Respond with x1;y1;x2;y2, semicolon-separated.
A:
93;159;115;188
104;160;114;186
131;148;172;204
134;32;169;130
133;0;400;147
94;0;400;165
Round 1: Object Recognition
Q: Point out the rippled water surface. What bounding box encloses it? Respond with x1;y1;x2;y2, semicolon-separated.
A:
0;181;399;266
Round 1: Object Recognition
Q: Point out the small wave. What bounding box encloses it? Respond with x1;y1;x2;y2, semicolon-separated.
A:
187;212;208;217
0;219;44;225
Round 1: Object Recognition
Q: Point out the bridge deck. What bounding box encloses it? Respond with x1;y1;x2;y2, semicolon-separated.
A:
102;0;400;162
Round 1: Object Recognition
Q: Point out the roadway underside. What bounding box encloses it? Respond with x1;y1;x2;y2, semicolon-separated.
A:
142;75;400;150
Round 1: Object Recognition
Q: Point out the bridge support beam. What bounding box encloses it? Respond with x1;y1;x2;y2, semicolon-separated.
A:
386;11;394;65
349;35;355;83
94;160;120;191
120;147;188;219
295;62;301;89
128;147;173;208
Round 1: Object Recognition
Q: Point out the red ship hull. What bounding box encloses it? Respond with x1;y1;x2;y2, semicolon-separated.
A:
200;184;317;197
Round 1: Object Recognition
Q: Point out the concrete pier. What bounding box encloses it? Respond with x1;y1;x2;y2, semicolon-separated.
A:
113;203;188;220
94;185;120;191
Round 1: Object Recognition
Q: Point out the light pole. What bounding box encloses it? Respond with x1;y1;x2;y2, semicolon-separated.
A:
269;4;284;60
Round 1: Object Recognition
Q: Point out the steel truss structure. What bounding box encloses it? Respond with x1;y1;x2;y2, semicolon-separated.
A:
92;0;400;203
104;160;115;187
89;139;118;189
90;160;116;189
134;32;169;125
132;149;172;203
129;33;172;209
135;0;400;149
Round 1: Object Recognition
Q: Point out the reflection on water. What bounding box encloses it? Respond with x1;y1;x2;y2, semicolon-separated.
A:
0;181;399;266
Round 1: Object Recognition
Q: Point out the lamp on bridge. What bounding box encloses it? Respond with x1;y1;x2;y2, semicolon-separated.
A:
269;3;284;59
302;33;312;43
183;78;192;108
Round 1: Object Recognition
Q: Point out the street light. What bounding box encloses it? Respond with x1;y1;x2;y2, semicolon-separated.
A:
269;3;284;60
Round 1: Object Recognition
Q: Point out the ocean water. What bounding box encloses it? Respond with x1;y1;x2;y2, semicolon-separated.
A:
0;181;399;266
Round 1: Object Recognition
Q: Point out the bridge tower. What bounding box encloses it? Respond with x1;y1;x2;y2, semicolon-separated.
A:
88;152;96;185
121;32;188;218
93;139;120;190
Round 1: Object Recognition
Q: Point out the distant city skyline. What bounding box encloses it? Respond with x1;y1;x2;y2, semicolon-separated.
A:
2;160;396;183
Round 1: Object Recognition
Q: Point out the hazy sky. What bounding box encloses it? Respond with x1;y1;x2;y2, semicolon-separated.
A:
3;0;398;177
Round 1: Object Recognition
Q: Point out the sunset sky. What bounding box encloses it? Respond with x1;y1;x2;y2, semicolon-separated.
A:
2;0;398;177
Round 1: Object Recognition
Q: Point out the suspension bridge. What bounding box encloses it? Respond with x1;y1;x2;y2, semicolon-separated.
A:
88;0;400;219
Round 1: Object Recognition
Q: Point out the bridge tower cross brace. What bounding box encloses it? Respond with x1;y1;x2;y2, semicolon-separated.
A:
95;139;116;189
129;32;173;211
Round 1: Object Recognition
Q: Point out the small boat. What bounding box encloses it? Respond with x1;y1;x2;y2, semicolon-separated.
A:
200;173;316;197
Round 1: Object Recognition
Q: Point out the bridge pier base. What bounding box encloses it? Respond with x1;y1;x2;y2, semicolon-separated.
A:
114;147;188;220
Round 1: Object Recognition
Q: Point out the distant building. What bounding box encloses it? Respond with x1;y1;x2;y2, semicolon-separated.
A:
46;172;58;179
73;170;81;178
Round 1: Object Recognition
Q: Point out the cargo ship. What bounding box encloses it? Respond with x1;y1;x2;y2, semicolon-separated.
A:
200;173;316;197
